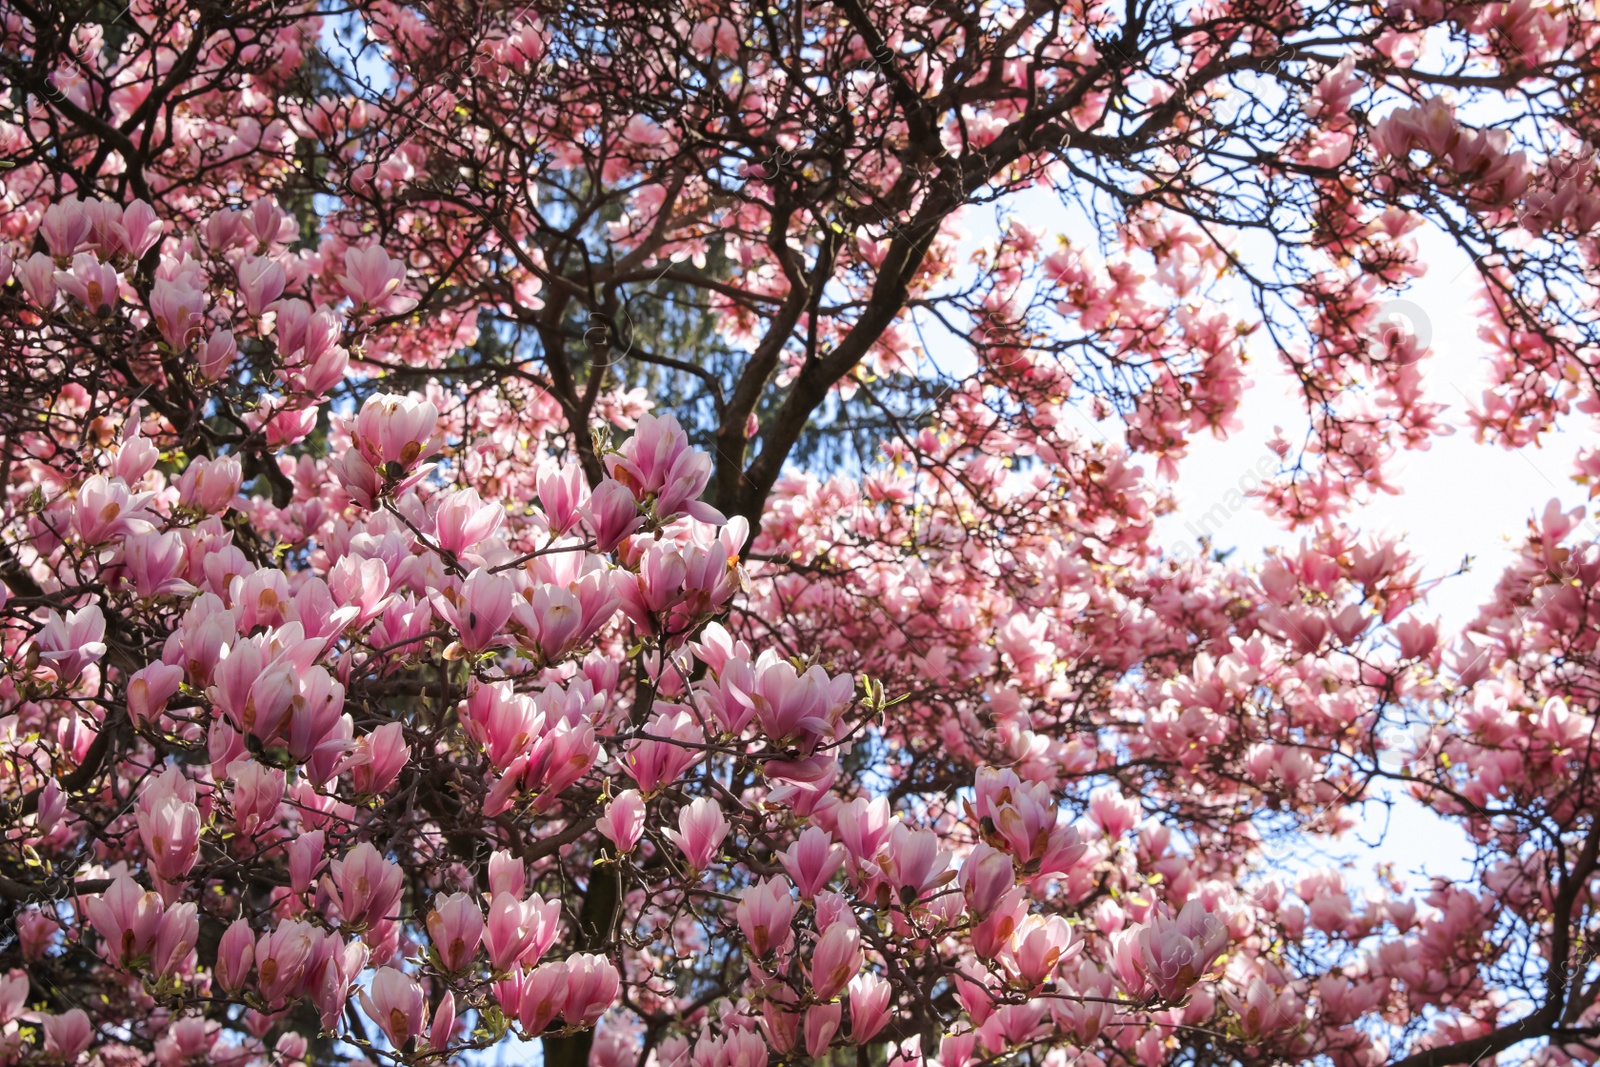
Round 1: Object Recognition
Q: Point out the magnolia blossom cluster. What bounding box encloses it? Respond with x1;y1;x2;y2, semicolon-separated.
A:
0;198;1255;1067
7;0;1600;1065
0;195;1406;1067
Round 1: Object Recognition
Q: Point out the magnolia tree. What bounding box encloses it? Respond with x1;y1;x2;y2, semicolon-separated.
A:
2;2;1600;1067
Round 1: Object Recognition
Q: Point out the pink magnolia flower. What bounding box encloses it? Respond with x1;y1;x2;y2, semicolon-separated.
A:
709;1029;767;1067
84;875;162;969
114;199;164;260
1372;97;1460;159
226;759;285;837
584;478;644;553
1053;964;1116;1041
597;789;647;853
736;876;798;958
197;328;237;382
154;1019;218;1067
328;554;392;628
35;779;65;835
41;197;93;258
255;920;320;1007
330;449;384;509
151;901;198;977
518;961;568;1034
835;796;893;865
560;953;620;1026
461;682;543;771
663;797;729;872
675;536;742;618
43;1009;94;1061
17;906;60;961
288;829;327;896
360;966;427;1049
253;400;319;448
369;593;434;661
1135;900;1231;1001
17;252;58;306
939;1031;977;1067
493;719;598;815
971;887;1030;960
971;767;1086;876
959;842;1016;916
691;621;751;676
203;208;247;251
36;605;108;684
591;1019;639;1067
237;255;286;317
881;823;954;905
431;991;457;1052
339;245;407;309
283;337;350;398
1005;914;1078;988
0;970;27;1025
426;893;484;972
537;462;589;535
810;922;863;1001
274;299;338;362
1395;616;1440;660
1222;976;1301;1040
123;531;194;600
571;570;626;646
492;967;527;1028
656;1036;689;1067
53;252;120;314
489;849;526;897
606;413;723;523
113;422;160;483
483;891;562;971
434;487;504;554
1305;882;1354;935
350;393;440;472
748;654;853;756
136;768;201;883
149;278;207;349
79;198;123;256
208;722;247;784
510;584;583;661
1087;786;1141;840
978;1003;1047;1052
75;474;151;545
815;892;855;935
434;568;515;653
763;1001;801;1056
326;842;404;928
805;1003;841;1058
286;668;347;767
308;934;370;1032
847;972;892;1042
623;706;703;794
620;541;689;626
348;721;410;795
176;455;242;514
215;917;255;992
208;640;297;744
241;197;298;248
230;567;291;633
779;827;845;899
